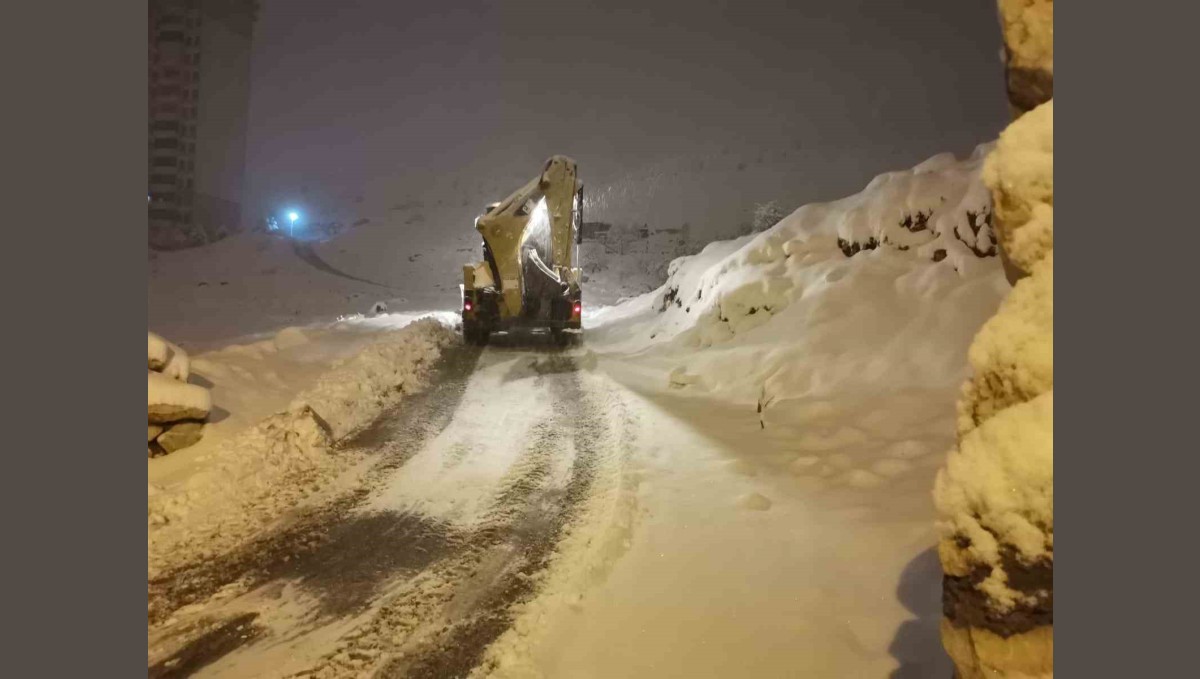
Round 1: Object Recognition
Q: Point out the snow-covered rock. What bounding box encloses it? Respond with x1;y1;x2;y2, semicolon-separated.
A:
998;0;1054;114
958;253;1053;433
157;421;206;453
936;9;1053;670
149;331;191;382
983;100;1053;274
147;370;211;424
148;333;169;371
148;332;208;453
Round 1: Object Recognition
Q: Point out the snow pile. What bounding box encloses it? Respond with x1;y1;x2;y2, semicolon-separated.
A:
935;98;1053;679
589;146;1010;417
288;317;456;440
147;316;457;578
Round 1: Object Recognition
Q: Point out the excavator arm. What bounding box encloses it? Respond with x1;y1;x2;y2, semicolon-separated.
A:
468;156;582;322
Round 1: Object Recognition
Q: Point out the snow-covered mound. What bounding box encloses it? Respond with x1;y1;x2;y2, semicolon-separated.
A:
589;146;1011;420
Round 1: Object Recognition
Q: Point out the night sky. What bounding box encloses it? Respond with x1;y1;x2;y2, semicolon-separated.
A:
244;0;1009;241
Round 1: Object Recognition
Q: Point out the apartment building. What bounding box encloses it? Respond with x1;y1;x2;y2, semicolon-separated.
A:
148;0;258;249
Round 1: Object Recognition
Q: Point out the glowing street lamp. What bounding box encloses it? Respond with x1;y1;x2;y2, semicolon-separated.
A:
288;211;299;236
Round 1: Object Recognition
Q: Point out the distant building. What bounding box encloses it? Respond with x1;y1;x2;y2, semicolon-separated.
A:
148;0;258;249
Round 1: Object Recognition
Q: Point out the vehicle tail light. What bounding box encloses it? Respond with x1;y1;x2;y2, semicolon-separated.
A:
464;300;473;311
572;302;581;316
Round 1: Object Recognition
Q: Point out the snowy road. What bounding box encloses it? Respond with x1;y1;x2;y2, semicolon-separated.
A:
146;149;1010;678
148;336;631;678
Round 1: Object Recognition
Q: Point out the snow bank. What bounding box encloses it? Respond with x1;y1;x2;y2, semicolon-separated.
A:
588;147;1010;418
288;317;456;440
147;315;457;578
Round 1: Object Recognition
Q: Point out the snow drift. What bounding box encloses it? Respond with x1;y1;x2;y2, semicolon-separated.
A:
589;145;1011;425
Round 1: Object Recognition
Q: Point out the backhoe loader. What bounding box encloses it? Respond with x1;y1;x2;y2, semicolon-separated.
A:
461;155;584;345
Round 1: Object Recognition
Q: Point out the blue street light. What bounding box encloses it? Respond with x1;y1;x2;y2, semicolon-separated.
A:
288;211;299;236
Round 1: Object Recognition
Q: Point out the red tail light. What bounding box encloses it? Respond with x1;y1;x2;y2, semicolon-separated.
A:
572;302;581;315
464;300;473;311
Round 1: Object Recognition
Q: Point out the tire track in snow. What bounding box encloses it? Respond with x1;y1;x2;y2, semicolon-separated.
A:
380;356;605;678
296;350;610;679
291;241;398;290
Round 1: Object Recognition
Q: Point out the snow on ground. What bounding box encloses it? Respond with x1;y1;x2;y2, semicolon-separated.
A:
361;350;565;527
148;312;457;579
586;144;1008;414
476;149;1012;677
148;231;457;350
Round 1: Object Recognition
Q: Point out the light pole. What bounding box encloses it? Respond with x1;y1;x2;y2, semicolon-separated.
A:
288;211;299;237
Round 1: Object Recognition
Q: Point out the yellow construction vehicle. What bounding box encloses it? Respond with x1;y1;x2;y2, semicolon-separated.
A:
461;155;584;345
